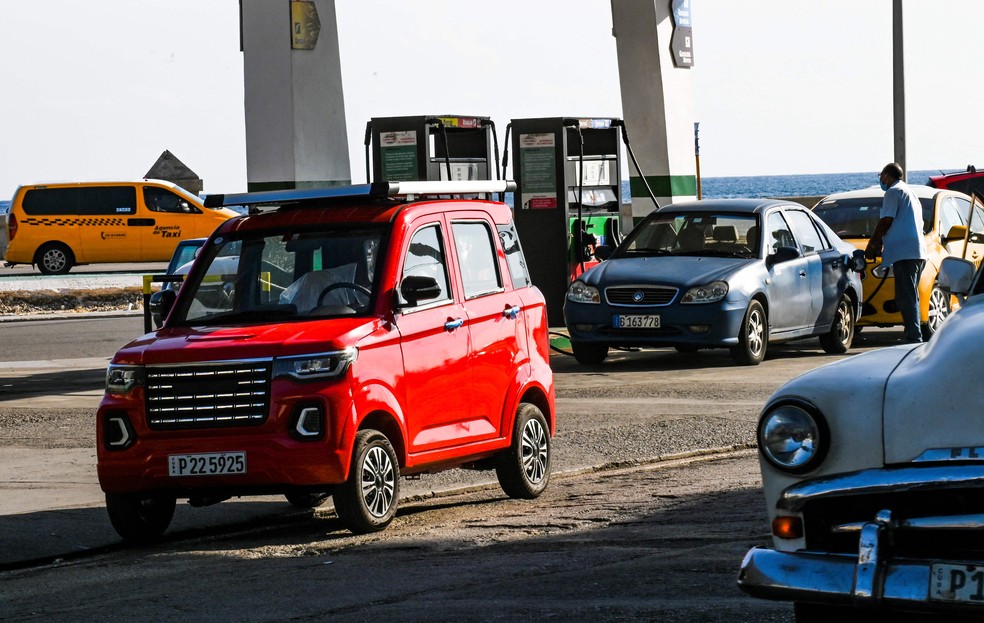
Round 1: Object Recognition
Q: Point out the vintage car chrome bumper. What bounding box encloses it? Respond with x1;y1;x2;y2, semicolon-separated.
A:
738;507;984;614
739;546;921;603
776;463;984;512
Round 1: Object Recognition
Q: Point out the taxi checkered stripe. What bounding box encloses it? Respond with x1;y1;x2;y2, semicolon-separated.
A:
21;217;126;227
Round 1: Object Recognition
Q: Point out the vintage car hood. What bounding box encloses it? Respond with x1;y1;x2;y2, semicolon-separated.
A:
582;255;754;288
113;317;382;366
883;295;984;463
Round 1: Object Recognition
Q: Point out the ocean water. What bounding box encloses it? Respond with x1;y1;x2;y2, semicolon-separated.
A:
620;168;952;203
0;170;954;214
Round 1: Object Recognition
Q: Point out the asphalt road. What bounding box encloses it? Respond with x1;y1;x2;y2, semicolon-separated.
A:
0;314;144;360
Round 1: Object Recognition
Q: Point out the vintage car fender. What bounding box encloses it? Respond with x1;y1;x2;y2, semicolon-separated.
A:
883;294;984;462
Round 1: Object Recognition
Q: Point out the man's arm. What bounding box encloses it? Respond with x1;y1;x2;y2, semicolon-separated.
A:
865;216;894;259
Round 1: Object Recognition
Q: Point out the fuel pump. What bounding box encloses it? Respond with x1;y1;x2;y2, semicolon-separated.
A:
365;115;499;183
505;117;625;326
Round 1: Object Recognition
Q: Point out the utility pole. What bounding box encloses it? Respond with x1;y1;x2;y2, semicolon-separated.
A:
893;0;906;179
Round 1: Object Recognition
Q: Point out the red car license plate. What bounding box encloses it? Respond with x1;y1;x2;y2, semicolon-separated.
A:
168;452;247;477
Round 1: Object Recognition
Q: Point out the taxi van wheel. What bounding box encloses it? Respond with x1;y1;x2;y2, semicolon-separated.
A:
35;242;74;275
105;492;176;544
731;300;767;365
571;341;609;365
921;284;951;340
284;491;331;508
496;403;551;499
333;430;400;534
819;295;854;354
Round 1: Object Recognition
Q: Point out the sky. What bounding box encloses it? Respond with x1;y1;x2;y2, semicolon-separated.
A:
1;0;982;200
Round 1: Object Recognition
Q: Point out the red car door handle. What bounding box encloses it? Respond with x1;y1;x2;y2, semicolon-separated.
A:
502;305;520;319
444;318;464;331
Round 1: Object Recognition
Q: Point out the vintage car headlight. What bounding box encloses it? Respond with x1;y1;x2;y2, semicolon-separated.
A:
758;400;828;473
273;348;358;381
106;364;144;394
681;280;729;304
567;280;601;304
871;263;893;279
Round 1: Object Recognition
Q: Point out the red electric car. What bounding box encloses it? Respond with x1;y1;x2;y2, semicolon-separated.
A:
97;181;555;542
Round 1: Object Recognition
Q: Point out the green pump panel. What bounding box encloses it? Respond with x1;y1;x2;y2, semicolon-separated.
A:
509;117;624;326
366;115;498;183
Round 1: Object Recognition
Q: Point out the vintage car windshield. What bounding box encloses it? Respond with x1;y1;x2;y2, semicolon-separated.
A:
615;212;759;259
814;197;935;238
174;227;384;325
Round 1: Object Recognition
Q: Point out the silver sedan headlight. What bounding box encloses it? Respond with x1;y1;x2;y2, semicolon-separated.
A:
567;280;600;304
758;400;828;473
681;280;728;304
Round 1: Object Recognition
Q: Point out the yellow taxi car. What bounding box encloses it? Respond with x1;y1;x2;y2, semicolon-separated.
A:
3;180;238;274
813;185;984;339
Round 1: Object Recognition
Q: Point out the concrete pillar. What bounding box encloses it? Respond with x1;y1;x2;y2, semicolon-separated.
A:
241;0;350;191
892;0;906;179
611;0;697;221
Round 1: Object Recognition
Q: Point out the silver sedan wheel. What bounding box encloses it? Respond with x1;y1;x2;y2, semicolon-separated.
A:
832;301;851;343
732;300;768;365
746;306;766;357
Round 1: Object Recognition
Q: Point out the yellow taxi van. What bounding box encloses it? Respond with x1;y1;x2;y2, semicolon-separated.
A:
3;180;239;274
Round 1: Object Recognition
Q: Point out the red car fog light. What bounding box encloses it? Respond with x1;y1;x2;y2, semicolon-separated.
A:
772;515;803;540
102;411;135;450
290;405;325;440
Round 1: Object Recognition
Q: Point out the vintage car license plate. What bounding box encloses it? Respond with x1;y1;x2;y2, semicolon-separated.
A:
613;314;660;329
168;452;247;477
930;563;984;603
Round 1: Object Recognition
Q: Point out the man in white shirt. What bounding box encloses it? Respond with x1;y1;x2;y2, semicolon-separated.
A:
865;162;927;343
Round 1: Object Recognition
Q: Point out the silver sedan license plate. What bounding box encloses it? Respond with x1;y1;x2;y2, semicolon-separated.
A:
168;452;247;477
614;314;660;329
930;562;984;603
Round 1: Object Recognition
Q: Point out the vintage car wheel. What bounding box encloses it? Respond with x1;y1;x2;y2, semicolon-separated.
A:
35;242;74;275
496;403;551;499
105;492;176;544
333;429;400;534
571;341;609;365
921;283;951;340
819;294;854;354
284;491;331;508
730;300;767;365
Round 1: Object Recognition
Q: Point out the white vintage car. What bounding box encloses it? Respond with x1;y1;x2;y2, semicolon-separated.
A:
738;255;984;621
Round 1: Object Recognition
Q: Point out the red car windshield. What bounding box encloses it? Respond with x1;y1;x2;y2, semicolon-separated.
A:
174;227;384;325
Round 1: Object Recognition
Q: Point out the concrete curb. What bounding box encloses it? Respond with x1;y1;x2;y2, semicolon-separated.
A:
0;309;143;323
